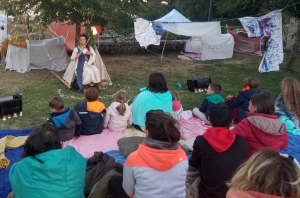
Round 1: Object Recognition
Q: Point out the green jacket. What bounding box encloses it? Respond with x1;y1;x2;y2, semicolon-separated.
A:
9;146;86;198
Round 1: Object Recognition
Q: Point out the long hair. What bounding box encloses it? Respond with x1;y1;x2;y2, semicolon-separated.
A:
147;72;168;93
22;123;62;158
114;90;126;116
79;33;90;51
227;148;300;197
281;77;300;120
145;110;181;146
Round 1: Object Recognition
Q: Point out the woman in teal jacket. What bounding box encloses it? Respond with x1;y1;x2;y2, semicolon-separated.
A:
132;72;172;132
9;123;86;198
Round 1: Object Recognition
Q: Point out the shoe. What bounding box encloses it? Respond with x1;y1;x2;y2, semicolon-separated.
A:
127;99;133;106
95;83;102;91
83;85;88;93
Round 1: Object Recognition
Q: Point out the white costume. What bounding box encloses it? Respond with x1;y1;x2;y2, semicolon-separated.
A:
63;46;101;86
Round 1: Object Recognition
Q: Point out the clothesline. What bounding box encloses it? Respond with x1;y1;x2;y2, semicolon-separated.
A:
219;3;300;23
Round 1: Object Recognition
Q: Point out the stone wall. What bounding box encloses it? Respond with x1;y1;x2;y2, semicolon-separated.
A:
97;39;187;54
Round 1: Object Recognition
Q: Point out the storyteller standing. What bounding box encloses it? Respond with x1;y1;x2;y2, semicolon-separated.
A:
63;33;101;93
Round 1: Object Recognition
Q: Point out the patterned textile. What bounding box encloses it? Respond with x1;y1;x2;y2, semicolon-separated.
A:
239;10;283;73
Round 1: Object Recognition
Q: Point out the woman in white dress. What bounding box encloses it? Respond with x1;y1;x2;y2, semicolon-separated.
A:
63;34;101;93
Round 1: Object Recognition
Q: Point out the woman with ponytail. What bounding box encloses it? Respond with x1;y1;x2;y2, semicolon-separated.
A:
121;110;188;198
104;90;132;132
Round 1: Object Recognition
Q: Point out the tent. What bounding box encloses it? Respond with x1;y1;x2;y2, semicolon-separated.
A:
5;36;69;73
48;22;102;51
134;9;234;61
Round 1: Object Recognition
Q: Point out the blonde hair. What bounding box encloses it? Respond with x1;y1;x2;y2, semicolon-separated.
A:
243;77;259;88
171;91;180;101
227;148;300;197
113;90;126;116
281;77;300;120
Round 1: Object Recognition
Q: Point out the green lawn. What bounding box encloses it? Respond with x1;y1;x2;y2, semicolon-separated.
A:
0;52;299;129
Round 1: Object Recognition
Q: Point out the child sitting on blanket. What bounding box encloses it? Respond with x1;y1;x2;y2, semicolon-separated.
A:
226;148;300;198
48;97;82;141
74;87;106;135
171;91;183;120
232;93;288;158
104;90;132;132
192;83;224;125
188;103;248;198
227;76;260;123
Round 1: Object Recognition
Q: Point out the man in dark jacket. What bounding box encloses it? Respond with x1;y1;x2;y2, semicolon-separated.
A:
189;103;248;198
74;87;105;135
48;97;82;141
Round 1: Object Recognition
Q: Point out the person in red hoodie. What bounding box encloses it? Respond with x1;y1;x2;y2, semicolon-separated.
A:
226;148;300;198
189;103;248;198
232;93;288;158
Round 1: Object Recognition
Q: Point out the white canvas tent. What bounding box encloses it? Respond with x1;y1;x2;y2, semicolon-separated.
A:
154;9;191;23
150;9;234;61
6;36;69;73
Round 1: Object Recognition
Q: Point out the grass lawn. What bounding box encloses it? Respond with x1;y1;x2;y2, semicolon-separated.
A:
0;52;299;129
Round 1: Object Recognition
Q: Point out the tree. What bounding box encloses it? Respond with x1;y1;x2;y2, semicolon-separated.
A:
0;0;145;45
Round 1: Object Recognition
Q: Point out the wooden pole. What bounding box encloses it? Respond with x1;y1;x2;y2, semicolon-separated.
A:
50;71;71;89
160;32;169;60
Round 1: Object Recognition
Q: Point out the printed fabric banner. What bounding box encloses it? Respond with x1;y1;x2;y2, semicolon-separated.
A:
239;10;283;73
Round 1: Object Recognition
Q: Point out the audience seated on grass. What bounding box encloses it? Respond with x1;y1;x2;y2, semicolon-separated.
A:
192;83;224;125
275;77;300;129
132;72;172;132
110;110;188;198
226;148;300;198
232;93;288;158
104;90;132;132
74;87;106;135
9;123;86;198
48;96;82;141
189;103;248;198
227;77;260;123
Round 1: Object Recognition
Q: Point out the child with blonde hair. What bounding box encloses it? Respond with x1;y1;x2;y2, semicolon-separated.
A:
171;91;183;120
227;148;300;198
275;77;300;129
104;90;132;132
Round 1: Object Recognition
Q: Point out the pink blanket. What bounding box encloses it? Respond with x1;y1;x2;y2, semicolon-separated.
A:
179;117;210;140
62;129;124;158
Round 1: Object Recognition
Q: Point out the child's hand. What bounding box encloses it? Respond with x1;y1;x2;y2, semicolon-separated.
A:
226;95;233;100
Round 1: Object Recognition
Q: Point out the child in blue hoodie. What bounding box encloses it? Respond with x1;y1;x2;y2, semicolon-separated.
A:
48;97;82;141
192;83;224;124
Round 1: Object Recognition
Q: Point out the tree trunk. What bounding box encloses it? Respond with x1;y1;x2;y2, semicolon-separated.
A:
75;23;81;46
286;17;300;71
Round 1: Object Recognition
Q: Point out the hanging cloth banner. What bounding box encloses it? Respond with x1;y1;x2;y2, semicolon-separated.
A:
239;10;283;73
134;18;161;48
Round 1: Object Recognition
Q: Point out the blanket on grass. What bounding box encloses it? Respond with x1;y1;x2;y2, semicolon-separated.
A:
62;129;124;158
0;128;31;198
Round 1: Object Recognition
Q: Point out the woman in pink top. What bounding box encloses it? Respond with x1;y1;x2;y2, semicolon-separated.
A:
104;90;132;132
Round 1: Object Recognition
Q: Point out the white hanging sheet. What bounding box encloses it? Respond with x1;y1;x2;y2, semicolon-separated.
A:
134;18;161;48
161;22;221;37
5;43;30;73
239;10;283;73
201;34;234;61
